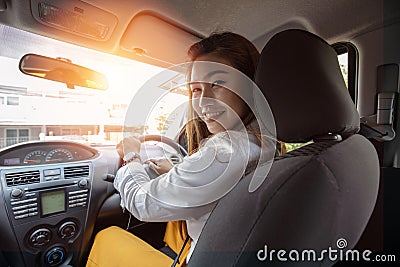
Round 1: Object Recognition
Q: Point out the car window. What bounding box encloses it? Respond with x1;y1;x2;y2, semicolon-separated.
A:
0;24;187;149
338;52;348;88
333;42;358;104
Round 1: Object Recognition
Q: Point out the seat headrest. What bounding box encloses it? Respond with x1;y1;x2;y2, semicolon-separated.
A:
255;29;360;143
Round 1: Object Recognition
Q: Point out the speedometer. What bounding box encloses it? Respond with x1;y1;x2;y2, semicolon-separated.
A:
45;148;74;163
23;150;47;164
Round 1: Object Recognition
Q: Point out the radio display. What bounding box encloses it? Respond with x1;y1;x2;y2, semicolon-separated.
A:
40;189;66;216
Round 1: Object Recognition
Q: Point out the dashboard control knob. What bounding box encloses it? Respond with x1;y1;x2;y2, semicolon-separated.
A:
11;188;24;198
29;228;51;247
58;221;78;239
45;247;66;266
78;179;88;188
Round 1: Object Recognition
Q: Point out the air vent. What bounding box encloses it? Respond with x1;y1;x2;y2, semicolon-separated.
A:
5;171;40;186
64;165;89;179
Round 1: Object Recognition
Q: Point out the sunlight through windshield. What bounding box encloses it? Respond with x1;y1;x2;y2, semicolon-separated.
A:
0;24;187;149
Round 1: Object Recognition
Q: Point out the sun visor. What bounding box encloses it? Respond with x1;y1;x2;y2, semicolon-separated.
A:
121;13;201;66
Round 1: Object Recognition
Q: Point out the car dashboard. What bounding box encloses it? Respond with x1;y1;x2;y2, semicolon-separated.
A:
0;141;117;267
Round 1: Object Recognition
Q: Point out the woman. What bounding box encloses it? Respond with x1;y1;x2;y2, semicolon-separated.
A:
87;32;270;267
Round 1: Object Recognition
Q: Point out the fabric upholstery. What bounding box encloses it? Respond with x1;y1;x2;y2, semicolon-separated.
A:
255;29;360;143
187;29;379;267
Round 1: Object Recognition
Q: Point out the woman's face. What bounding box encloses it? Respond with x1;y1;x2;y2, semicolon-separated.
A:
189;54;250;134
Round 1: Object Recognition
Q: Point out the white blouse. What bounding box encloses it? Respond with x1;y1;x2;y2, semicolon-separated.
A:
113;130;261;261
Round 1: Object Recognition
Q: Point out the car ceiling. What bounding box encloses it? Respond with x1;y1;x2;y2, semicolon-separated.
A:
0;0;399;67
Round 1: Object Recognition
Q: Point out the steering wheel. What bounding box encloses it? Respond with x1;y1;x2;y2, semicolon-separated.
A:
103;135;187;182
139;135;187;157
138;135;187;179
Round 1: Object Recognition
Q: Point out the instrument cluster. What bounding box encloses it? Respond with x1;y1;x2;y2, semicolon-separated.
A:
0;141;98;166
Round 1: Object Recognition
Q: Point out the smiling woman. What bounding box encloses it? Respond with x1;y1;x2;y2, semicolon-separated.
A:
86;32;276;267
186;32;261;154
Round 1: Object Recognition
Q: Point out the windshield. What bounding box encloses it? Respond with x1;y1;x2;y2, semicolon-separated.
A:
0;24;188;149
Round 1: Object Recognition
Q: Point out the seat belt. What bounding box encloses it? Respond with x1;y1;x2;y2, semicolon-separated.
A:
171;235;190;267
360;63;398;141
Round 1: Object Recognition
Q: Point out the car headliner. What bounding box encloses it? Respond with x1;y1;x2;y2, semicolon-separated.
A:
0;0;399;67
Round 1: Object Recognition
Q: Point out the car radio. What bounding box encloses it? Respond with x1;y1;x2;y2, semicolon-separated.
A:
8;184;89;223
0;162;93;267
2;164;91;226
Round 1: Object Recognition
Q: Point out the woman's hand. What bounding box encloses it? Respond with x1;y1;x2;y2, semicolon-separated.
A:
144;158;173;175
116;136;141;158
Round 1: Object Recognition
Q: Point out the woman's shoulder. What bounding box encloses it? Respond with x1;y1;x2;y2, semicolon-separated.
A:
199;130;260;162
204;130;258;146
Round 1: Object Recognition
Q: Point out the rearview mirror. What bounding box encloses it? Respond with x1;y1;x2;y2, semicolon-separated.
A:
19;53;108;90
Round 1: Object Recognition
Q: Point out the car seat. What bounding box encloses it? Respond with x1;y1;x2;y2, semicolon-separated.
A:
187;29;380;267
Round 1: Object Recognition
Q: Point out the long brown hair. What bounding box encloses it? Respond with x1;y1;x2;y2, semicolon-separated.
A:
185;32;261;155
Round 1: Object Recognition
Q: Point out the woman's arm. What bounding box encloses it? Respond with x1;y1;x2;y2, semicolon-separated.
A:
114;132;259;222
